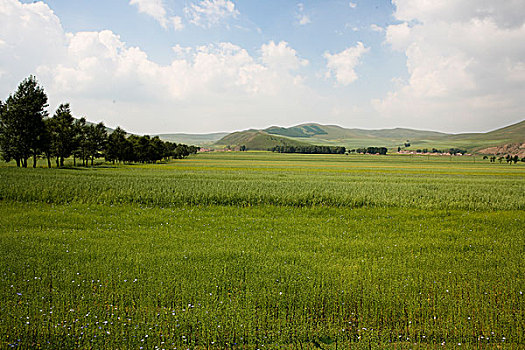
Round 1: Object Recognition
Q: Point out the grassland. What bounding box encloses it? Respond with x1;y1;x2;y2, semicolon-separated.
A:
0;152;524;349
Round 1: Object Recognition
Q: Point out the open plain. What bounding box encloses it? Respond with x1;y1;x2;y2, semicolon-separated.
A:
0;152;524;349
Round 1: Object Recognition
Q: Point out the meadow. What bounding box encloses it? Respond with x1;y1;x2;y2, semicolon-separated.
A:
0;152;523;349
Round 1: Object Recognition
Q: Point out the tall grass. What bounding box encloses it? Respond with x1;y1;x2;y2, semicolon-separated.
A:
0;153;523;210
0;152;523;348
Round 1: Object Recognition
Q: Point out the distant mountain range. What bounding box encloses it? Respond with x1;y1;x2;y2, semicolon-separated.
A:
154;119;525;154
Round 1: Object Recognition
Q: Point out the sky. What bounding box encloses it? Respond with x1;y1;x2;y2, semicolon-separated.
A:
1;0;524;134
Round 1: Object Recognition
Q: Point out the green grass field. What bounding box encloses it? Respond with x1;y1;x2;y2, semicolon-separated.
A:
0;152;524;349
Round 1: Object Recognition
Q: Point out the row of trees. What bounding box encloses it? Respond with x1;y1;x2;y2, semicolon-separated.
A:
485;155;524;164
105;127;198;164
0;76;198;168
355;147;388;155
270;145;346;154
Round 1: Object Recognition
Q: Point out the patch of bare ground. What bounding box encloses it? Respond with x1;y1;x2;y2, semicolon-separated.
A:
478;142;525;157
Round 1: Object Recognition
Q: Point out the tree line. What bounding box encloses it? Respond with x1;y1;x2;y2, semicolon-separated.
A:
0;76;198;168
271;145;346;154
353;147;388;155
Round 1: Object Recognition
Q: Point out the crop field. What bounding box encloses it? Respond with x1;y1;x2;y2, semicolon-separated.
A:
0;152;524;349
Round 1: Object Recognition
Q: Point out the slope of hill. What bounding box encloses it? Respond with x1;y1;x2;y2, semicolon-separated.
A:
214;130;309;150
266;123;449;141
210;119;525;153
485;119;525;142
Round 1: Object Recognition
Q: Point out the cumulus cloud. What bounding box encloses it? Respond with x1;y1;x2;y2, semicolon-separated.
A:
261;41;308;71
0;0;318;133
129;0;183;30
324;42;370;86
374;0;525;131
185;0;239;28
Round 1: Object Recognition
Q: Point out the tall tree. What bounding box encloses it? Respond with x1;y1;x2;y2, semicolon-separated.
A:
86;122;107;166
106;127;128;164
73;117;88;166
50;103;76;167
0;76;48;167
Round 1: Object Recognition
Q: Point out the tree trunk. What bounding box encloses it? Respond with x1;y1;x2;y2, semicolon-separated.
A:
60;157;64;167
22;158;27;168
73;155;76;167
16;158;20;167
33;153;37;168
47;155;51;168
91;156;94;166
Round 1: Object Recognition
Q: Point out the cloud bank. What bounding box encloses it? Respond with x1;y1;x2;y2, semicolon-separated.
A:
0;0;320;133
374;0;525;131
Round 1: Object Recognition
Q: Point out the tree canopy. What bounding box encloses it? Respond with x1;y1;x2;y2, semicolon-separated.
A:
0;76;48;167
0;76;198;168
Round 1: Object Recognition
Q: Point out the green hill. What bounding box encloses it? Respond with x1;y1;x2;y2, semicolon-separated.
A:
435;120;525;152
446;120;525;143
484;119;525;142
214;130;309;150
266;123;448;141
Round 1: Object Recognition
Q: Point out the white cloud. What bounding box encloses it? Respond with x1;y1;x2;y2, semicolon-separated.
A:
324;42;370;86
129;0;183;30
349;2;357;9
374;0;525;131
129;0;166;27
0;0;67;90
261;41;308;71
0;0;321;133
185;0;239;28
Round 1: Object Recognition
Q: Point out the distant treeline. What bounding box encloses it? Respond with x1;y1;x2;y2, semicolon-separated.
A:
403;147;468;155
353;147;388;155
271;145;346;154
0;76;198;168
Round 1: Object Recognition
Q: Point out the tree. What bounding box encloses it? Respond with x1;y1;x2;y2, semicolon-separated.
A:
73;117;88;166
50;103;76;167
106;127;129;163
0;76;48;167
86;123;107;166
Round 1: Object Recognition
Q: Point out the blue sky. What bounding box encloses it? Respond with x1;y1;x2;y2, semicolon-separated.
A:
1;0;524;134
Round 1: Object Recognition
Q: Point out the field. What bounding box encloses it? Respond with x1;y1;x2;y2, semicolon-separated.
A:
0;152;524;349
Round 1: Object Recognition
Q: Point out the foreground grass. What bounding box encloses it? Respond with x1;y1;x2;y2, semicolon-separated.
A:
0;152;524;348
1;203;523;348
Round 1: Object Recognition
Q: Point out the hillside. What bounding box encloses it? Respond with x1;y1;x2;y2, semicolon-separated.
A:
266;123;448;141
216;119;524;152
447;120;525;143
214;130;309;150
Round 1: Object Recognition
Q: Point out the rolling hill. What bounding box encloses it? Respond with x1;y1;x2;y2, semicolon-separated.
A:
214;130;309;150
213;120;525;152
265;123;448;140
